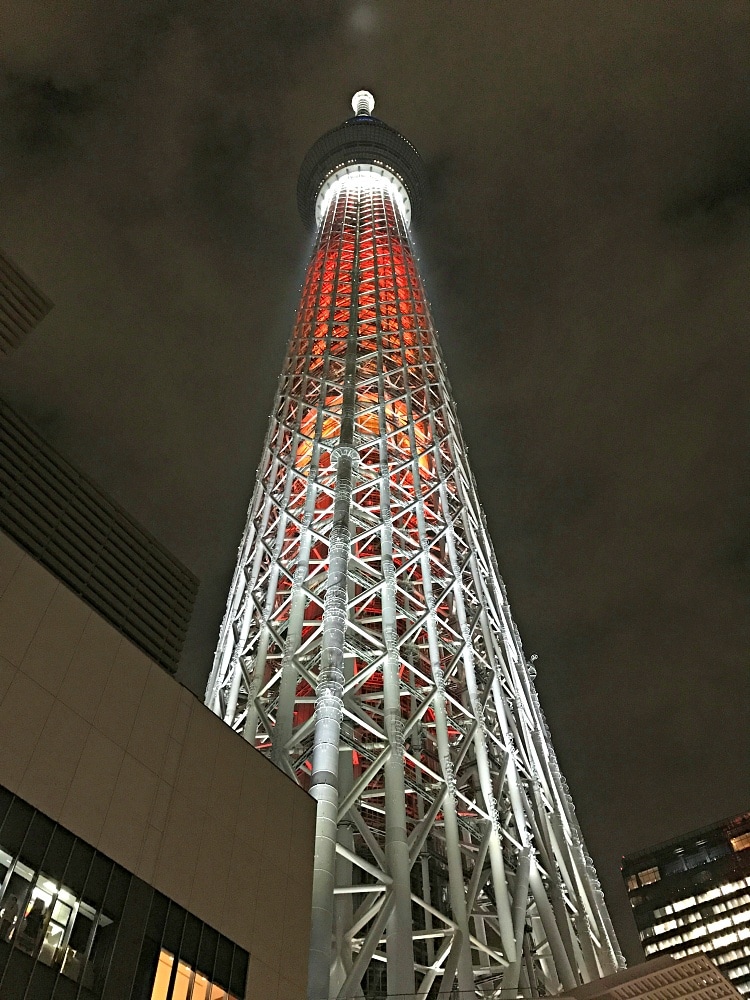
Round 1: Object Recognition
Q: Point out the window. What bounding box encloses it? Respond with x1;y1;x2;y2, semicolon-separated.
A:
626;875;638;892
151;949;240;1000
135;893;247;1000
0;851;115;977
652;919;679;935
673;896;696;912
639;867;661;886
0;789;248;999
731;833;750;853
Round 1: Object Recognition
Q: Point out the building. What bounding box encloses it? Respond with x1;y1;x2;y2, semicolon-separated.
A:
0;412;315;999
566;954;744;1000
0;251;52;358
0;400;197;675
205;91;624;999
623;813;750;996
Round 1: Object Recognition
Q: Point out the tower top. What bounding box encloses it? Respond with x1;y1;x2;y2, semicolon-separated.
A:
351;90;375;116
297;90;427;230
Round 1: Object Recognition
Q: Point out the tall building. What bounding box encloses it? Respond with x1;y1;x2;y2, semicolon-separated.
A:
0;409;315;999
206;92;624;999
622;813;750;996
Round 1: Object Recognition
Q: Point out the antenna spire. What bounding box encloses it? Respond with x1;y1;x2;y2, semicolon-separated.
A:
351;89;375;116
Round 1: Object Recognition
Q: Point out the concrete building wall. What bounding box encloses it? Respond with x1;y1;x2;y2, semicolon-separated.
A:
0;528;315;999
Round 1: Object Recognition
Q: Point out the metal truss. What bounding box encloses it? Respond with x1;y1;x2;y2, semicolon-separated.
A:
206;171;625;1000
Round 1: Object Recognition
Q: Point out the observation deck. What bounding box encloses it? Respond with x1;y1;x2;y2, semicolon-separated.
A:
297;91;427;229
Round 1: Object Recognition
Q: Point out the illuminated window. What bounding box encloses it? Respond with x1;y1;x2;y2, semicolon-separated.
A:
192;972;211;1000
153;951;174;1000
731;833;750;853
172;959;193;1000
150;950;240;1000
673;896;696;912
0;855;114;981
626;875;638;891
653;919;679;935
639;867;661;886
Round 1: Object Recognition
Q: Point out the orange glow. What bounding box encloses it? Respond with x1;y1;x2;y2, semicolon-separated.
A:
151;951;174;1000
149;949;238;1000
294;390;432;475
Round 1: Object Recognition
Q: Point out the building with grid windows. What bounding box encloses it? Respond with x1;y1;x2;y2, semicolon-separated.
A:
0;414;316;999
622;814;750;996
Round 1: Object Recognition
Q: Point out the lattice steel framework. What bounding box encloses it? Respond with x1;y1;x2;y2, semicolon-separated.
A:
206;94;624;1000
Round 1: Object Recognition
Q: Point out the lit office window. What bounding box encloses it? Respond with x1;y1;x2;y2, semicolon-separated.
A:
639;867;661;886
151;949;240;1000
0;822;122;991
731;833;750;853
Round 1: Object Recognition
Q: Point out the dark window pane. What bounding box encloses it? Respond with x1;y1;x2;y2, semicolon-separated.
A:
181;913;201;968
162;903;185;955
3;946;36;1000
131;935;161;1000
88;915;118;993
42;825;75;882
0;785;13;828
230;946;248;996
103;865;130;920
0;799;32;856
21;811;54;869
51;971;79;999
68;910;94;952
63;840;94;897
83;853;112;911
215;935;233;991
146;892;169;943
197;924;218;982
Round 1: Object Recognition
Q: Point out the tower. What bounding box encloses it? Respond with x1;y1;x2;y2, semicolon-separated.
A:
206;92;624;1000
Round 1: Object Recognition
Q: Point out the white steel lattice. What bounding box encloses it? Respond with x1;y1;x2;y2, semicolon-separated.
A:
206;161;624;999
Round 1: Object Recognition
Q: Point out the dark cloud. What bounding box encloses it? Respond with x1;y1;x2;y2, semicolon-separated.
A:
0;0;748;965
664;159;750;227
0;73;93;154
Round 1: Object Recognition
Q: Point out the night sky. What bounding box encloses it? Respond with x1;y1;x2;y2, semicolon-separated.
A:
0;0;748;964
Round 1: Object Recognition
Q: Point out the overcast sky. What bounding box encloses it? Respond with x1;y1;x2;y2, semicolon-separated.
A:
1;0;748;962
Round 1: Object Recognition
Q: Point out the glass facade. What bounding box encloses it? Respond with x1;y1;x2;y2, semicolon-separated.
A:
623;813;750;996
0;786;247;999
